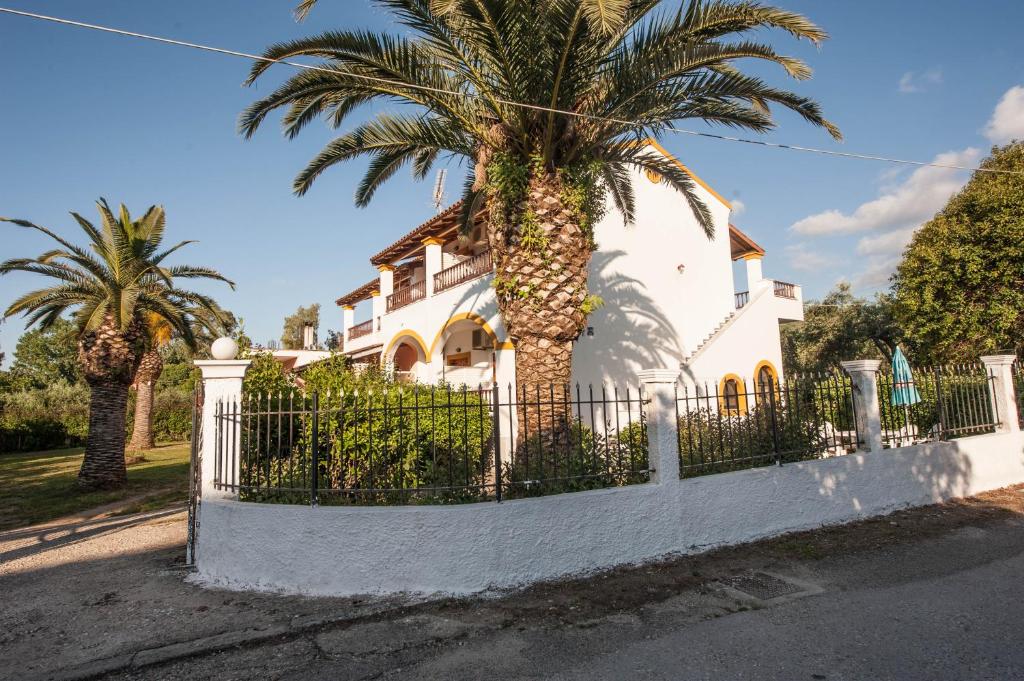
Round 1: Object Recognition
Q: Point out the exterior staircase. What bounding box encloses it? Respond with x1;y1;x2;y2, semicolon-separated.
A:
683;286;767;363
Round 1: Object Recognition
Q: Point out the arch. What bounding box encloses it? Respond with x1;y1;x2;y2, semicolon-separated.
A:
383;330;429;365
753;360;779;404
428;312;504;356
718;373;748;415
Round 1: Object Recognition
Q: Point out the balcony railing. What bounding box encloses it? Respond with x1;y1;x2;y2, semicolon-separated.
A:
434;250;492;293
735;291;749;309
387;280;426;313
349;319;374;340
773;280;797;299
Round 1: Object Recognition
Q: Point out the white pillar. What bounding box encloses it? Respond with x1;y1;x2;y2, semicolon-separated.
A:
423;237;443;297
744;254;764;290
638;369;681;484
841;359;884;453
195;357;250;498
980;355;1020;433
371;290;382;332
341;305;354;345
378;265;395;298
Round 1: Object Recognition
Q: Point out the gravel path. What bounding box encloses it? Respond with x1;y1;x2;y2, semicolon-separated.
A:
0;506;389;681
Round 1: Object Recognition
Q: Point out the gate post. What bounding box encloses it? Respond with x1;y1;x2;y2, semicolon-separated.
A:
980;355;1020;434
841;360;884;454
638;369;681;484
195;339;251;498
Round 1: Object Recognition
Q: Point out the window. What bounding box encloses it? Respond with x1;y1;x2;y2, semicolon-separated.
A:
445;351;471;367
754;361;779;403
718;374;747;415
723;379;740;412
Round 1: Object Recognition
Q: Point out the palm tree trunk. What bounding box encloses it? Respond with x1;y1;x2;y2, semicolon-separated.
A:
490;173;591;439
128;350;163;451
77;316;145;489
79;381;130;488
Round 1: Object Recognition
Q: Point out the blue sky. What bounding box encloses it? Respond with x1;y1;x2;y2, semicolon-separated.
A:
2;0;1023;364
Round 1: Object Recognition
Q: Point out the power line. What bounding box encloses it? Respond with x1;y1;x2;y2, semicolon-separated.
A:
1;6;1021;176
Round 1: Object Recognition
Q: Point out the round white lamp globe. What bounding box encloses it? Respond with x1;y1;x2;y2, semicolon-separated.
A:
211;337;239;361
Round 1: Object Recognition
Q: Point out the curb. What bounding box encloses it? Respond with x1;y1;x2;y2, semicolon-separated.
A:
46;603;415;681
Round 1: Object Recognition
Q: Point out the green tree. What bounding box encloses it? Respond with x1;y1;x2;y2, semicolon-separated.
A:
128;306;232;452
242;0;839;390
893;143;1024;363
781;283;898;374
281;303;320;349
8;317;82;388
1;200;233;488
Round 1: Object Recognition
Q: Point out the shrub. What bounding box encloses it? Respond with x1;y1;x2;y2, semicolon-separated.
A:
501;419;649;499
0;381;90;452
240;362;493;504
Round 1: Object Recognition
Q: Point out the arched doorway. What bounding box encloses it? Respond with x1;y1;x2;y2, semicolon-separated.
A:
430;314;501;388
384;333;428;383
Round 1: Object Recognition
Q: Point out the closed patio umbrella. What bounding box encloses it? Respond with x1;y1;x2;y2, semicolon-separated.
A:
890;346;921;406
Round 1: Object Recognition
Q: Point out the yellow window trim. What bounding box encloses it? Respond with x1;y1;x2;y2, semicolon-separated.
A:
718;373;748;416
753;360;780;403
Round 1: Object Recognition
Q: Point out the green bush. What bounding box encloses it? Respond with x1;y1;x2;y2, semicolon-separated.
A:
241;361;493;505
0;381;90;452
678;403;824;477
501;420;649;499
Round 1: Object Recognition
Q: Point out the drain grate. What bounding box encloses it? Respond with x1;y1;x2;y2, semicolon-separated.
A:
723;572;804;601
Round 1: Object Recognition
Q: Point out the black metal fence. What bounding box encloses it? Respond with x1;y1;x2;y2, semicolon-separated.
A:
212;383;648;505
675;372;859;477
876;364;998;447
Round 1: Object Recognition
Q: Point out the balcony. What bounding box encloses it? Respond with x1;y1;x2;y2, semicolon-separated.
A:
434;250;492;293
773;280;797;299
387;280;426;313
735;291;749;309
349;319;374;340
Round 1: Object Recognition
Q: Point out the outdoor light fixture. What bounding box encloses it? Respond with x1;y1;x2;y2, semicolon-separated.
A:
677;264;686;274
586;327;594;336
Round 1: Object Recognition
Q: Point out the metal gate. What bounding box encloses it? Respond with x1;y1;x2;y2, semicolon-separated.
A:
185;384;203;565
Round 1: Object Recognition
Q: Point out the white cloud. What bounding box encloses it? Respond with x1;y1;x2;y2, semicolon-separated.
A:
789;148;979;236
983;85;1024;144
784;243;835;272
856;227;916;257
898;68;943;94
730;199;746;217
852;256;901;290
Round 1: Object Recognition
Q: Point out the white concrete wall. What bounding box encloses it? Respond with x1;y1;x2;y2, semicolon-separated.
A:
572;157;735;389
195;430;1024;597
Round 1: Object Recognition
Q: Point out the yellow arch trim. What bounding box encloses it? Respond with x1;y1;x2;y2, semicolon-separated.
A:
643;138;731;209
428;312;502;356
718;373;748;416
383;330;430;363
753;360;780;403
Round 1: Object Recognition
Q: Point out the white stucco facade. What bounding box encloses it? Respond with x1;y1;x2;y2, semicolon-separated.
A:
194;430;1024;597
336;143;801;391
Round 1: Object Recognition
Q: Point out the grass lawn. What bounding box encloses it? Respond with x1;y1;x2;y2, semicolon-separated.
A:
0;442;191;531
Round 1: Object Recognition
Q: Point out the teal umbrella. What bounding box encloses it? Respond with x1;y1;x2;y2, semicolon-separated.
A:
890;346;921;406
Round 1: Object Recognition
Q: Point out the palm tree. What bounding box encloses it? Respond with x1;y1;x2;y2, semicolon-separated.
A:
127;307;232;452
241;0;840;391
1;200;234;489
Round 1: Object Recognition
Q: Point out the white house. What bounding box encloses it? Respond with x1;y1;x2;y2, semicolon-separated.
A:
335;141;802;399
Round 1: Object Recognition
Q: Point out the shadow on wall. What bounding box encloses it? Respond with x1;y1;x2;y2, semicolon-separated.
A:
576;250;684;388
803;441;979;520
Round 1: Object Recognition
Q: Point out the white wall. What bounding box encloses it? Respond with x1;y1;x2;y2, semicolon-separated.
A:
685;286;787;388
195;431;1024;597
572;151;736;389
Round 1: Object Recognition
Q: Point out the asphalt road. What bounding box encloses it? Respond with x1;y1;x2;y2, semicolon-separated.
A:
100;494;1024;681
